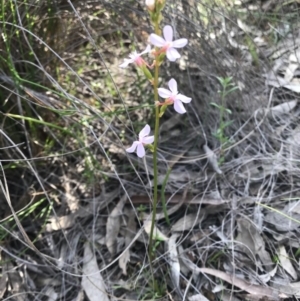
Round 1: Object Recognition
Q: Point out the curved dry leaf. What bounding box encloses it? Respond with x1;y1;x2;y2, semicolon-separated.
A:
283;84;300;93
278;246;297;280
258;265;277;284
144;219;168;241
203;145;222;174
270;100;297;115
44;287;58;301
82;243;109;301
177;246;191;277
168;234;180;290
118;208;137;275
264;203;300;232
106;196;126;255
235;218;273;271
275;281;300;298
189;293;210;301
0;272;7;299
119;250;130;276
172;211;206;232
198;268;276;299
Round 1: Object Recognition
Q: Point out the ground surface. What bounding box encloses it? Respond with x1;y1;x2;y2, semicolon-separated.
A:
1;0;300;300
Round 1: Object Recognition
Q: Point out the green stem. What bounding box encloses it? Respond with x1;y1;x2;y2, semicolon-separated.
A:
161;168;171;225
219;87;226;156
148;21;160;271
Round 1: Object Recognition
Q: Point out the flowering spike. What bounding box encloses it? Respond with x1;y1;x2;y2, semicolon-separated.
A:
150;25;188;62
126;124;154;158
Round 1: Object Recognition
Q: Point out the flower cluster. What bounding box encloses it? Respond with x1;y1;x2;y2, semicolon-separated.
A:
120;9;191;158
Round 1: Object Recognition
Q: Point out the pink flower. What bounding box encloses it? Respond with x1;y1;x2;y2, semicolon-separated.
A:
126;124;154;158
150;25;188;61
158;78;192;114
119;45;151;68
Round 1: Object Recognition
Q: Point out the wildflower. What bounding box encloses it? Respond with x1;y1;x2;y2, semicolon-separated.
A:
150;25;188;61
158;78;192;114
119;45;151;68
126;124;154;158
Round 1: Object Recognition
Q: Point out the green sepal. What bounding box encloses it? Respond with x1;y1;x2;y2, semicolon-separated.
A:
147;144;155;152
156;0;166;12
150;12;157;24
159;104;168;117
157;52;166;64
141;65;153;80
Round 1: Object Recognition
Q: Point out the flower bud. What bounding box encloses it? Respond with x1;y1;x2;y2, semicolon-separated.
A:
146;0;155;11
156;0;165;11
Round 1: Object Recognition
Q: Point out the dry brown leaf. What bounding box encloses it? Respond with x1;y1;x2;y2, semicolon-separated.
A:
46;213;77;231
289;200;300;214
82;242;109;301
278;246;297;280
7;261;26;301
188;293;210;301
168;234;180;291
118;208;136;275
203;145;222;174
284;50;300;81
44;287;58;301
46;190;119;232
0;257;7;299
144;219;168;241
258;265;278;284
276;281;300;298
74;290;85;301
198;268;277;299
119;250;130;276
235;218;273;271
177;245;192;277
270;100;297;116
106;196;126;255
282;84;300;93
178;250;277;299
172;211;206;232
264;203;300;231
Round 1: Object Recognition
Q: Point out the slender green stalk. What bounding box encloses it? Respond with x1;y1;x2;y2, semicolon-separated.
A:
148;21;160;267
161;168;171;225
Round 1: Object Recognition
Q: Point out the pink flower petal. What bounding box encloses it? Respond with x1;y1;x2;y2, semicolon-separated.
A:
163;25;173;42
150;34;166;47
141;44;152;55
137;143;146;158
142;136;154;144
119;59;132;68
139;124;150;139
129;51;138;59
158;88;172;98
126;141;139;153
174;100;186;114
176;93;192;103
172;38;188;48
166;48;181;61
168;78;178;94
